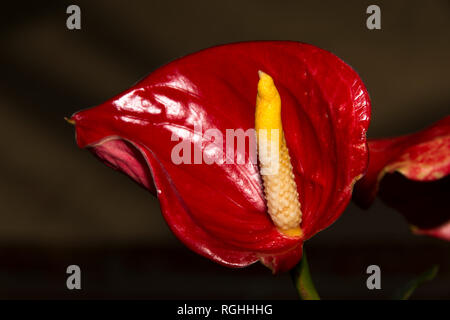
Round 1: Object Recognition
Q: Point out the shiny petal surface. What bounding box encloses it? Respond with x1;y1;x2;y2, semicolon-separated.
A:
353;116;450;240
70;41;371;271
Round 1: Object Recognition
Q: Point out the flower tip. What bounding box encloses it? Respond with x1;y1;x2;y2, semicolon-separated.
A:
257;70;273;85
257;70;277;102
258;70;267;79
64;116;76;125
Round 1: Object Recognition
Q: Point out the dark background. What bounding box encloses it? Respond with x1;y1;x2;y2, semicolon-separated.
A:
0;0;449;299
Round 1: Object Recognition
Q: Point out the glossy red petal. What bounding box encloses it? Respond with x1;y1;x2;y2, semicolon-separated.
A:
353;116;450;240
259;244;303;274
70;41;370;271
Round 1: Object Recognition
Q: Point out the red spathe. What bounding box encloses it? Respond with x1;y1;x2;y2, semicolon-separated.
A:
70;41;371;272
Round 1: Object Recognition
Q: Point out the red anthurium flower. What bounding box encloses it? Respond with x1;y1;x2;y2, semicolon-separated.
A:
68;41;371;272
353;116;450;240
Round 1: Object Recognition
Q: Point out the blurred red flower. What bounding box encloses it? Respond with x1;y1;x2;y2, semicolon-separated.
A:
354;116;450;240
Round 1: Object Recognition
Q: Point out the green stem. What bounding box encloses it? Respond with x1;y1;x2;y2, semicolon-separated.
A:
290;251;320;300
